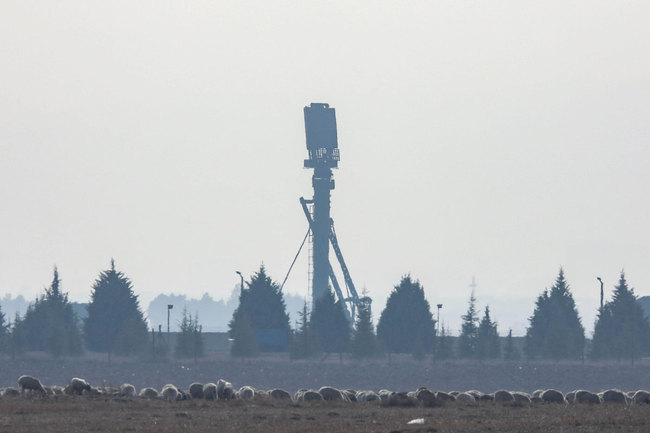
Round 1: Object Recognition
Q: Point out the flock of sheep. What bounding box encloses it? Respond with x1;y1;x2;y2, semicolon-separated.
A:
3;374;650;407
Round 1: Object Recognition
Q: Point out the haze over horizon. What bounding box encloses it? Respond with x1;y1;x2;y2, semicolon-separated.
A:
1;1;649;336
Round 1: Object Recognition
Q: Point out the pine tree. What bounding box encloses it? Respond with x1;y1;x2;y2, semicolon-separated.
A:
458;292;479;358
175;308;204;361
10;313;26;358
310;288;351;358
525;268;585;359
0;306;8;353
377;275;436;356
84;260;148;356
475;306;500;360
504;328;520;360
14;267;83;357
228;265;291;352
350;299;378;359
290;302;319;359
435;324;453;361
230;313;259;358
591;271;650;361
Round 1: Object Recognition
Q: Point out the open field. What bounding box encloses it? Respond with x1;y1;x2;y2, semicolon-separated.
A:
1;354;650;394
1;395;649;433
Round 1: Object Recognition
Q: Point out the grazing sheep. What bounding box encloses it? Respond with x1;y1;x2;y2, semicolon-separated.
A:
237;386;255;400
599;389;627;404
565;390;577;403
162;384;181;401
466;390;483;399
17;375;47;396
216;380;236;400
493;390;515;403
295;389;323;402
435;391;455;403
203;383;218;401
386;392;417;407
632;390;650;404
541;389;565;404
574;390;600;404
378;389;394;401
66;378;91;395
343;390;357;402
188;383;204;399
139;387;160;399
512;392;531;404
319;386;347;401
532;389;545;398
479;393;494;402
356;390;380;402
2;387;20;397
269;388;292;400
415;387;436;403
83;387;102;396
120;384;136;398
455;392;476;403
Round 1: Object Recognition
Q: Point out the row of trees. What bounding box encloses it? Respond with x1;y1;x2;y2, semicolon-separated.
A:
229;266;650;362
0;260;204;360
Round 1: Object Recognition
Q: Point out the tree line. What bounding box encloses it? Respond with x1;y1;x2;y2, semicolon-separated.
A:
228;266;650;362
0;260;203;360
1;263;648;363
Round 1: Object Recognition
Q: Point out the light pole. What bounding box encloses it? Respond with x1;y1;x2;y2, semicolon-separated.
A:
597;277;604;312
236;271;244;295
167;304;173;342
437;304;443;335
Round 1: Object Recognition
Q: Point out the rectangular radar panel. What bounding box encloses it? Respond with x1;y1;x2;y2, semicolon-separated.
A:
304;103;338;151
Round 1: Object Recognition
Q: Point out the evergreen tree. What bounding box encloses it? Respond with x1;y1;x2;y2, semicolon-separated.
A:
84;260;148;356
0;306;8;353
175;308;204;361
475;306;500;360
458;292;479;358
228;265;291;352
10;313;26;357
503;328;520;360
377;275;436;356
435;323;453;361
230;313;259;358
310;288;351;358
289;302;319;359
525;268;585;359
14;267;83;357
350;299;379;359
591;271;650;361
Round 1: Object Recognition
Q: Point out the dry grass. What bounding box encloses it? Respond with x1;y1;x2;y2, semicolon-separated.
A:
1;396;648;433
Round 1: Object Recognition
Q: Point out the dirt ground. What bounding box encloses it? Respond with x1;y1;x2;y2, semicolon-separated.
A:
1;396;649;433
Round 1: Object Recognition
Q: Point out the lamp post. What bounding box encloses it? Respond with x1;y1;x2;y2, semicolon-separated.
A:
167;304;173;343
437;304;443;335
597;277;604;312
236;271;244;295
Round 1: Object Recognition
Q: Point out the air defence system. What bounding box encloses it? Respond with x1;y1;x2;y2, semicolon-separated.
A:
301;103;364;321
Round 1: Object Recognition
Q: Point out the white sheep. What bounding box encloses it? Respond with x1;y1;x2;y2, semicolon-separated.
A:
120;384;136;397
356;390;380;402
17;375;47;397
269;388;292;400
236;385;255;400
541;389;565;404
216;379;235;400
139;387;160;399
318;386;347;401
2;387;20;397
188;383;204;399
66;378;91;395
455;392;476;404
512;392;531;404
599;389;627;404
493;390;515;403
296;389;323;402
203;383;217;400
574;390;599;404
161;384;181;401
632;390;650;404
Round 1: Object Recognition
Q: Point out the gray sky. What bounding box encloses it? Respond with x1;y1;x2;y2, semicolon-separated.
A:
1;1;649;335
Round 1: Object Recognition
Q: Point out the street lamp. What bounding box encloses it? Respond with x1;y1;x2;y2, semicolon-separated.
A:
167;304;173;342
236;271;244;295
597;277;604;312
437;304;443;335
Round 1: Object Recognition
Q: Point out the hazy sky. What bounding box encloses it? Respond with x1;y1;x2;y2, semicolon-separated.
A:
1;1;649;335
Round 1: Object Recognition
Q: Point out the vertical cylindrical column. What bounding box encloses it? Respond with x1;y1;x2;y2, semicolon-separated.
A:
311;165;333;306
